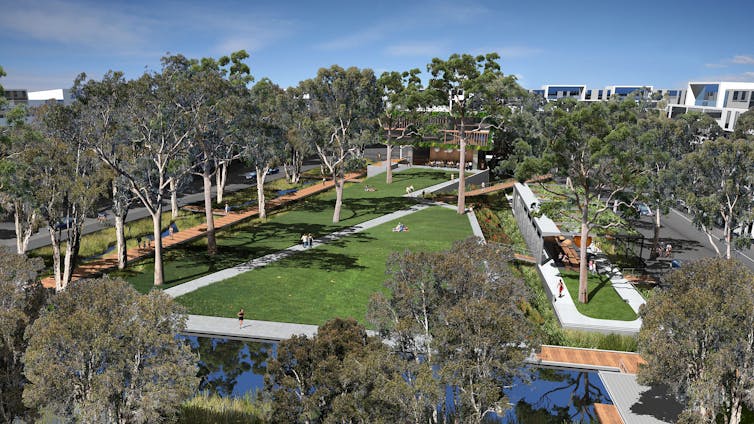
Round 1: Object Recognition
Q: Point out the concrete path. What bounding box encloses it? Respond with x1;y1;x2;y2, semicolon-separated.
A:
165;202;435;298
184;314;318;342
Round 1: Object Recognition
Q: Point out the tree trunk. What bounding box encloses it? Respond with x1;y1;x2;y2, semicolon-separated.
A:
578;213;590;304
169;178;179;219
730;394;742;424
115;215;127;269
653;206;661;258
13;206;35;254
725;217;732;260
216;160;229;204
48;226;63;291
203;171;217;256
333;172;344;223
457;138;467;214
256;168;267;219
386;144;393;184
152;207;164;286
62;237;74;289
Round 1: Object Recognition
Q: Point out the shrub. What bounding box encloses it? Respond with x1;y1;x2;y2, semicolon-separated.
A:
179;392;269;424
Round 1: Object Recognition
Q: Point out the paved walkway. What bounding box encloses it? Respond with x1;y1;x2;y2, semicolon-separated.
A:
41;173;362;288
465;174;551;197
183;315;319;342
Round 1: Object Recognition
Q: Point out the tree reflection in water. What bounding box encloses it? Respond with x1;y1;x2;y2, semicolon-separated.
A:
504;367;611;423
181;336;274;397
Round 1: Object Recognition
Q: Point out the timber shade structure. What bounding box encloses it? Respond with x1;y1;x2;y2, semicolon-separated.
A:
382;116;491;146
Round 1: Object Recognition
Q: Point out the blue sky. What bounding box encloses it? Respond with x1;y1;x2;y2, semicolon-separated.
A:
2;0;754;91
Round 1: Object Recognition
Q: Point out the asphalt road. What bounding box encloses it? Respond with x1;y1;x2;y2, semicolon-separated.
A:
632;207;754;275
0;146;394;251
0;160;322;251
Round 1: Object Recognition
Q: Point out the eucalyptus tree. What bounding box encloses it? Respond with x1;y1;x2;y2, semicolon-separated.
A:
635;115;694;252
733;108;754;140
678;110;723;144
638;258;754;424
0;108;43;254
23;278;198;423
0;248;46;423
520;99;644;303
300;66;380;223
279;86;314;184
32;102;108;291
239;78;286;219
368;238;538;423
427;53;522;214
675;137;754;259
74;71;137;269
185;52;251;255
376;68;426;184
95;59;199;286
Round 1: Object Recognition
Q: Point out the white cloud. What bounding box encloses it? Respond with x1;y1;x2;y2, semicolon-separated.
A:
732;55;754;65
1;68;79;91
316;24;390;51
705;63;727;69
385;41;446;57
0;0;148;52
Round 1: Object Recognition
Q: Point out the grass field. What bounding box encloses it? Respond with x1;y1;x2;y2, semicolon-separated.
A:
560;270;638;321
176;206;473;325
111;168;457;292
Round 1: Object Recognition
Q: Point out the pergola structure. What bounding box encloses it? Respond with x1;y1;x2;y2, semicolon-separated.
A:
381;116;491;162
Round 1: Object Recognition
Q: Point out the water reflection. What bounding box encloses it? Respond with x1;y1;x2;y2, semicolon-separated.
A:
180;335;275;397
182;337;611;423
502;367;612;423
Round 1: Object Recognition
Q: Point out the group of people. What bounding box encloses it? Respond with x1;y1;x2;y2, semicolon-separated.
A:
653;242;673;258
301;233;315;248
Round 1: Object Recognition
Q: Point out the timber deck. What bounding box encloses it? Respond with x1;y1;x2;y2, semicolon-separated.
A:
594;403;623;424
466;174;551;197
41;173;362;288
537;345;646;374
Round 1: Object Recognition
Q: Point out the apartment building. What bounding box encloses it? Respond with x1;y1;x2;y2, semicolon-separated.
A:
666;82;754;132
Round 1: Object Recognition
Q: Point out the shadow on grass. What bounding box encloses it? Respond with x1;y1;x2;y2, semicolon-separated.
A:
588;274;612;300
279;249;366;272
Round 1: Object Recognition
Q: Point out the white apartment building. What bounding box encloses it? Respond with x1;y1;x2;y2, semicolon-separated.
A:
666;81;754;132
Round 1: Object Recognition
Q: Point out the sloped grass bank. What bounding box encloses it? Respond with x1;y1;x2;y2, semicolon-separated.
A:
176;207;472;325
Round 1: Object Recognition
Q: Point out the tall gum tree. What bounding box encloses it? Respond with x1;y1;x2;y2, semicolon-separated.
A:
240;78;286;219
638;258;754;424
376;68;425;184
33;102;108;291
427;53;521;214
676;137;754;259
75;71;136;269
96;62;198;286
521;99;643;303
301;66;380;223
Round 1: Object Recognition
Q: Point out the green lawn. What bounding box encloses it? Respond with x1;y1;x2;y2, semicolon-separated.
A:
560;270;638;321
176;206;473;325
111;168;457;292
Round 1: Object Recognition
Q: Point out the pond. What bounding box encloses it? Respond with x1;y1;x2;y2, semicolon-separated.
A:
183;336;612;423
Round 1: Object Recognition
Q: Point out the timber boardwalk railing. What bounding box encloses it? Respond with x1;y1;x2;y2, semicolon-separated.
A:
41;173;362;289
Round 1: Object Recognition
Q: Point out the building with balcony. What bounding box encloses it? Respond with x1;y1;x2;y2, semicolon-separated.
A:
666;82;754;132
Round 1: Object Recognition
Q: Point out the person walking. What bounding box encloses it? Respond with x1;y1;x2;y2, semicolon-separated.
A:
224;203;230;215
237;308;245;329
557;279;565;298
301;233;308;248
307;233;314;248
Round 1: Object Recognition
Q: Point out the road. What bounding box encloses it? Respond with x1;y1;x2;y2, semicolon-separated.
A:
0;146;394;251
0;161;321;251
632;207;754;275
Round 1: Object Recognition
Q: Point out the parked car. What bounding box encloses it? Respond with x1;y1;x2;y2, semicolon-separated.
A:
635;202;653;216
55;217;76;230
243;167;279;180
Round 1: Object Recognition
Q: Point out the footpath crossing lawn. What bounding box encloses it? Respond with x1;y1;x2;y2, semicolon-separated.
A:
112;168;456;293
560;270;638;321
176;206;473;325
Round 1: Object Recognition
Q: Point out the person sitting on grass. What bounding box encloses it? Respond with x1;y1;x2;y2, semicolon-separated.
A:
392;222;408;232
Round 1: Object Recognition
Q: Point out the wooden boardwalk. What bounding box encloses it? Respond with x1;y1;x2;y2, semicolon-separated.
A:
466;174;551;197
537;345;646;374
594;403;623;424
41;174;362;288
